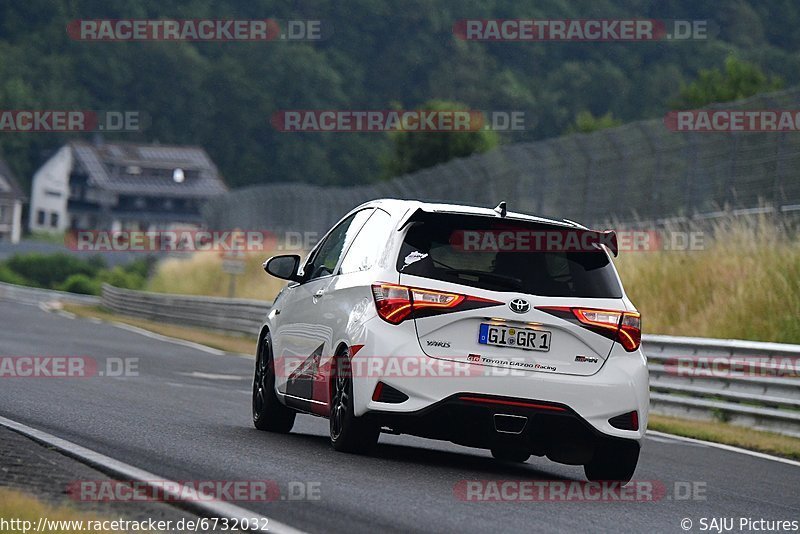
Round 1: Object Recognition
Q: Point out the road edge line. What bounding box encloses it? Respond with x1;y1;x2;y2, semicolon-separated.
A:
0;415;307;534
647;429;800;467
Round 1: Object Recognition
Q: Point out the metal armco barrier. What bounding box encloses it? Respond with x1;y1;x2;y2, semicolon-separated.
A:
101;284;270;335
644;335;800;438
0;280;100;306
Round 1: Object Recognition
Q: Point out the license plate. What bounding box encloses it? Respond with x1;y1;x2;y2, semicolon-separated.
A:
478;323;551;352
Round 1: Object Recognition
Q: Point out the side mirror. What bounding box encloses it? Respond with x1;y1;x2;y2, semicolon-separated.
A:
263;254;302;282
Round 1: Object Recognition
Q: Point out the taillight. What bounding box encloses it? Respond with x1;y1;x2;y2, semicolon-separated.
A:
618;312;642;352
536;306;641;352
371;283;501;324
371;283;414;324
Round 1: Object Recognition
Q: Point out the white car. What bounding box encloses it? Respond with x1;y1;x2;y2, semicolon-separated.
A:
253;199;648;482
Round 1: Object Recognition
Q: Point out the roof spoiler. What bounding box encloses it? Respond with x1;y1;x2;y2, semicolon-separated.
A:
398;208;620;257
601;230;619;257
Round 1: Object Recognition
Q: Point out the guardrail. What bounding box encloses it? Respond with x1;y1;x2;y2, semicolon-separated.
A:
101;284;270;336
0;281;100;306
643;335;800;438
2;281;798;438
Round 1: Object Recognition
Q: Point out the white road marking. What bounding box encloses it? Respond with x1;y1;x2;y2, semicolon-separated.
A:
180;371;247;381
0;415;306;534
647;429;800;467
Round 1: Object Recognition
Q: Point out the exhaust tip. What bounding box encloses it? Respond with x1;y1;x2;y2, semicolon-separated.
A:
494;414;528;434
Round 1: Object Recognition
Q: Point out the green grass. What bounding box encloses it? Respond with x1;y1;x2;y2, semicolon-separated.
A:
616;215;800;344
648;414;800;460
0;488;127;533
147;251;289;301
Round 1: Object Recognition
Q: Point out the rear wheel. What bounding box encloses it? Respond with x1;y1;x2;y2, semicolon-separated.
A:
252;332;295;433
583;439;639;483
490;447;531;463
329;349;379;454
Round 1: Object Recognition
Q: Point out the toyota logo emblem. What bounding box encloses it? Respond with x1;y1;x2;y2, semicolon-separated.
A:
509;299;530;314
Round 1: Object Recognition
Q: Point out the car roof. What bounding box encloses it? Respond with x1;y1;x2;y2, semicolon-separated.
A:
354;198;582;229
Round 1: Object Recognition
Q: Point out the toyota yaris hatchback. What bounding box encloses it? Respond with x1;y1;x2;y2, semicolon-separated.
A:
253;199;648;482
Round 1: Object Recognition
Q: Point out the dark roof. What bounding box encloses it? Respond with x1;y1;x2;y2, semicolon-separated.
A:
0;159;25;200
70;142;227;199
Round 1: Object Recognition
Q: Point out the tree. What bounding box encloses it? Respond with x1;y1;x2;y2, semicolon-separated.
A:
566;111;622;134
382;100;499;178
672;55;784;109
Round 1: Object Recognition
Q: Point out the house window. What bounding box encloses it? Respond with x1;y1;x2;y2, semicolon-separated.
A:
50;212;59;228
37;210;45;225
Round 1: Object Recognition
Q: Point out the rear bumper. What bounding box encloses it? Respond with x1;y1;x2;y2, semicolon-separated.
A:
353;319;649;441
370;393;640;464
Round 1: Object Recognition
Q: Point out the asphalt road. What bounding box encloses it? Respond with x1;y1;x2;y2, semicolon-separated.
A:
0;299;798;533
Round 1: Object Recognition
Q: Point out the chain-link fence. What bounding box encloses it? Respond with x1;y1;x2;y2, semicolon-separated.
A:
204;87;800;234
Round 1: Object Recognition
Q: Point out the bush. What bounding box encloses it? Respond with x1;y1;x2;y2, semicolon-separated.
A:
5;253;106;289
0;264;29;286
57;274;100;295
96;266;145;290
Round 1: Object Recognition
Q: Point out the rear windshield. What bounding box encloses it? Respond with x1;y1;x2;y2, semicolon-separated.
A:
397;214;623;298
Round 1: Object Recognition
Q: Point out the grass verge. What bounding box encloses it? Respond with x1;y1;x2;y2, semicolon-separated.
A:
61;304;256;356
0;487;126;533
648;414;800;460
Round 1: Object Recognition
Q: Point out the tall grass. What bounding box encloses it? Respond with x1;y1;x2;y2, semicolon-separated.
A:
615;215;800;343
147;251;289;301
146;216;800;343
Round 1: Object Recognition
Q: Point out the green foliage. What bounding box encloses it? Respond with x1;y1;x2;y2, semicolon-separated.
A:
0;253;146;294
96;266;145;290
383;100;499;177
566;111;622;134
672;55;784;109
5;253;104;289
0;2;798;189
57;274;99;295
0;263;28;285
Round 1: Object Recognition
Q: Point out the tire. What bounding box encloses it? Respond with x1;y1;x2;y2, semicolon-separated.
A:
329;349;379;454
490;447;531;463
583;439;639;483
252;331;296;433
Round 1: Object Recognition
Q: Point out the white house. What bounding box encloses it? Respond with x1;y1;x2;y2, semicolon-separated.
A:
0;159;24;243
29;141;227;233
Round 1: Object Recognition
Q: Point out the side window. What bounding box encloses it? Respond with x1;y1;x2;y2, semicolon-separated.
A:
304;209;372;281
340;210;393;274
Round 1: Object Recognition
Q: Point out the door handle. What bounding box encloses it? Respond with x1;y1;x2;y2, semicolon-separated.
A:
313;289;325;299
